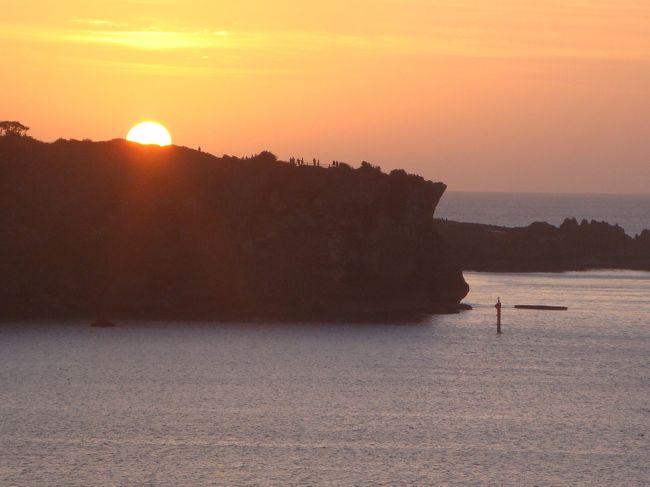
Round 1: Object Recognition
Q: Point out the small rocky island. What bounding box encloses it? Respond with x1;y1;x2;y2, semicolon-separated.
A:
0;134;469;321
437;219;650;272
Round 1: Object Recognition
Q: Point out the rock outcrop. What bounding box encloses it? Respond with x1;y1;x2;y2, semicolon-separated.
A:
437;218;650;272
0;135;468;321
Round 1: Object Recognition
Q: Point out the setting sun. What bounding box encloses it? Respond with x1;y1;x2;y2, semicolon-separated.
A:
126;121;172;146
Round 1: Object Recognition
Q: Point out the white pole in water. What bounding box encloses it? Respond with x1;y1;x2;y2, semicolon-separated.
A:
495;297;502;334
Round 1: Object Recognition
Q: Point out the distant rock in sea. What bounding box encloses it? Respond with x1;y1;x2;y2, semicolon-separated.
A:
0;134;468;321
437;218;650;272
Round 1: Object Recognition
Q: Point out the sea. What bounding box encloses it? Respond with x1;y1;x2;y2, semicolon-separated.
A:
1;192;649;486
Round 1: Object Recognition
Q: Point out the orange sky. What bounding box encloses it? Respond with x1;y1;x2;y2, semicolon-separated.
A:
3;1;650;193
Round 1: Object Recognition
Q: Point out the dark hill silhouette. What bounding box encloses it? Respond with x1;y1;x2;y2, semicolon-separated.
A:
437;218;650;272
0;135;468;321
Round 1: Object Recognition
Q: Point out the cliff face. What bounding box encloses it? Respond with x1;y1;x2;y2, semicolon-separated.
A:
437;218;650;272
0;136;468;320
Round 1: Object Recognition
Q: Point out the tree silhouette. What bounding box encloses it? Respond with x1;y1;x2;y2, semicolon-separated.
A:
0;121;29;137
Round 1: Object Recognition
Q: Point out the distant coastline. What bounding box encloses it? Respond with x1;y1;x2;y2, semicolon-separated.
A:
437;191;650;237
437;218;650;273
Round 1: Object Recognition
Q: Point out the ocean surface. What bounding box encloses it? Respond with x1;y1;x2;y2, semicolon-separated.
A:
1;270;649;486
436;191;650;237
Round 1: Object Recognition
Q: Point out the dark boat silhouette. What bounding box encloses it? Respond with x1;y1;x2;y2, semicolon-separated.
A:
514;305;568;311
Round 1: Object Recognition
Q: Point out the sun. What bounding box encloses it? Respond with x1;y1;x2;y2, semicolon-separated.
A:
126;121;172;146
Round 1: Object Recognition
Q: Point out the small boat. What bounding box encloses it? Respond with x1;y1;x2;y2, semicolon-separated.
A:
514;305;568;311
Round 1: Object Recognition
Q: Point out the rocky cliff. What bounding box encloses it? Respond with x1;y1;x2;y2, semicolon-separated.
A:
0;136;468;320
437;218;650;272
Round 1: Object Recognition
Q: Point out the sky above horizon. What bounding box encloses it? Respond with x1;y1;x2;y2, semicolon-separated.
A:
2;1;650;194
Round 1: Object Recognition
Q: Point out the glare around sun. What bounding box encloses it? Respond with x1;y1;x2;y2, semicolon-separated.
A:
126;121;172;146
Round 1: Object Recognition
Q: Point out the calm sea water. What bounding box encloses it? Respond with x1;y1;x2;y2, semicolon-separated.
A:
436;192;650;236
1;270;649;486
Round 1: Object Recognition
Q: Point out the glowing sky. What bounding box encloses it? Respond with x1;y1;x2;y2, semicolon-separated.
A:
3;1;650;193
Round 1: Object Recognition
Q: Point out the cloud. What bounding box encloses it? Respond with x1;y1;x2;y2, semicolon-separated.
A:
2;14;649;63
72;18;121;27
66;29;231;50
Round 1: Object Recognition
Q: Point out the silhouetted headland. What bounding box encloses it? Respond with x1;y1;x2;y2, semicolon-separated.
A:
437;219;650;272
0;133;469;321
